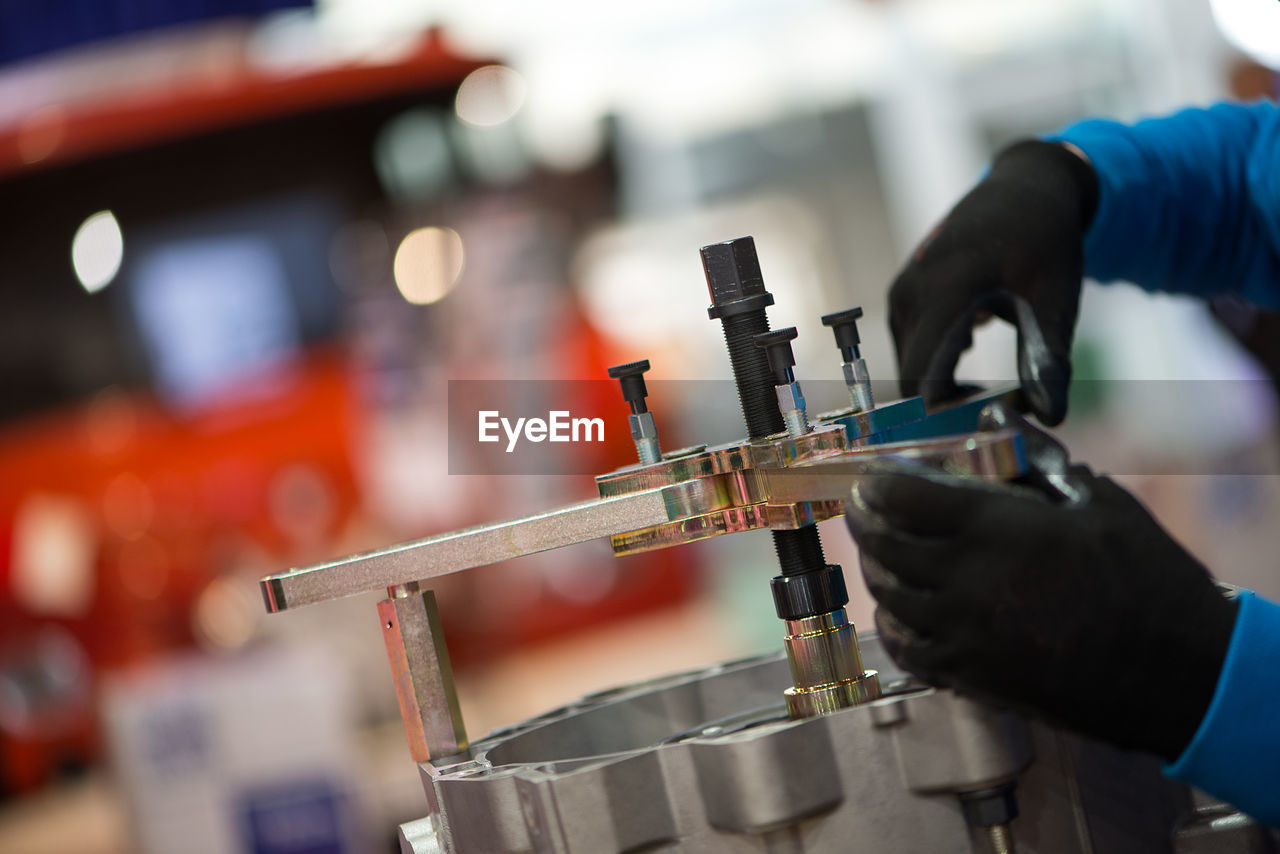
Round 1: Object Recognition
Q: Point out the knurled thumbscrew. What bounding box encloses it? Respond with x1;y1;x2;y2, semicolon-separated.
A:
607;360;652;414
754;327;799;386
821;307;864;362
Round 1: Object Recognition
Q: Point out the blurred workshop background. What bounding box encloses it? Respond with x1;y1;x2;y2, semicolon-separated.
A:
0;0;1277;851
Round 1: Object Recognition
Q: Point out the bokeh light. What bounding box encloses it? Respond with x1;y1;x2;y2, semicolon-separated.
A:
392;226;465;305
454;65;527;128
193;575;261;651
71;210;124;293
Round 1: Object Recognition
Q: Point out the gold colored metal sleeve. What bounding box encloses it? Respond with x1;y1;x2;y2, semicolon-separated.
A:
782;609;881;718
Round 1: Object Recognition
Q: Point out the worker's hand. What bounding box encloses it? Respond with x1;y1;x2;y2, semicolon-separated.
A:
845;419;1238;761
889;140;1098;426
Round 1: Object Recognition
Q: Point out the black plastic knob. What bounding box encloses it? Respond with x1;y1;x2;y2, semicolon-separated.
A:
607;359;652;414
754;327;799;386
821;307;864;362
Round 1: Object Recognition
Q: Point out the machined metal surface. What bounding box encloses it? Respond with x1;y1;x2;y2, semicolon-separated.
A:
399;816;444;854
758;428;1026;503
380;586;468;761
403;638;1208;854
607;427;1025;557
604;426;1023;556
594;422;852;496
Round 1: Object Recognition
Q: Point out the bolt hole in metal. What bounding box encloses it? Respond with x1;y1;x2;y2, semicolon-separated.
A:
659;704;790;745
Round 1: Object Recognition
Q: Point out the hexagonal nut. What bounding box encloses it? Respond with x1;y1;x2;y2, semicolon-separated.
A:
776;382;806;413
700;237;766;304
960;787;1018;827
629;412;658;440
842;359;870;386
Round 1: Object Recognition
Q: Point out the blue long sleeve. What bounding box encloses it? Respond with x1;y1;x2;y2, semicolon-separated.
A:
1165;591;1280;826
1049;105;1280;826
1051;102;1280;309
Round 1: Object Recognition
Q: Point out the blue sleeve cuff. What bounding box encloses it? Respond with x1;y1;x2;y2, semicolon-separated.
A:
1165;590;1280;826
1046;103;1280;308
1047;118;1160;285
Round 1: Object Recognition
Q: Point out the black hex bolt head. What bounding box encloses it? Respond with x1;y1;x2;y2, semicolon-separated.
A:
822;306;865;362
702;237;775;320
607;359;652;414
959;785;1019;828
754;327;799;386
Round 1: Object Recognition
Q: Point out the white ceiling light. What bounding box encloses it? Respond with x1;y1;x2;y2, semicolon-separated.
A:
1209;0;1280;69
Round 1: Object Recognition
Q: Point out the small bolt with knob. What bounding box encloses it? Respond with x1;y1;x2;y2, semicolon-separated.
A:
607;360;662;465
822;307;875;413
754;327;810;438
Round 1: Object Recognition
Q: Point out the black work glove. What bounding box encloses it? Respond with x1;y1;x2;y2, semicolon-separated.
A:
889;140;1099;426
845;414;1238;761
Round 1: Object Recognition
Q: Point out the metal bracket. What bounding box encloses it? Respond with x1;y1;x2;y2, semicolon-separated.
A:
259;391;1025;614
257;387;1025;766
380;583;468;761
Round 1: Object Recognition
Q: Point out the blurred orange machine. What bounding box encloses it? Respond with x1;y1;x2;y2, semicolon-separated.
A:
0;25;695;795
0;340;696;794
0;351;361;792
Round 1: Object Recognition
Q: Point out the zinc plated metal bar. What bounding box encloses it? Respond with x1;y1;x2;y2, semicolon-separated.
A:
757;429;1026;505
260;430;1025;614
261;483;711;613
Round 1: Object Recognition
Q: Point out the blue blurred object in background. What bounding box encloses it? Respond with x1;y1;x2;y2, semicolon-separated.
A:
0;0;311;65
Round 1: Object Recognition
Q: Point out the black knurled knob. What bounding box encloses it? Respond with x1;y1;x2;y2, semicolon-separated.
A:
608;359;652;414
754;327;799;386
822;307;864;362
770;564;849;620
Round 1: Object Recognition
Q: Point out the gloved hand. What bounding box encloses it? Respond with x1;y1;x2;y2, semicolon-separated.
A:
889;140;1099;426
845;414;1238;761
